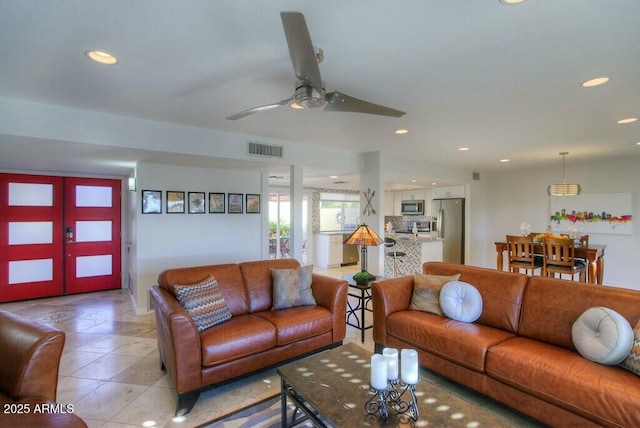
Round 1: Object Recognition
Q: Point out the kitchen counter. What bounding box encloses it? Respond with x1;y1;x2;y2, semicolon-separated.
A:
384;233;443;277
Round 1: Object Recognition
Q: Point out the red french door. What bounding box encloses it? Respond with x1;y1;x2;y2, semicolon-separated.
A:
0;174;64;301
0;174;121;302
64;177;121;294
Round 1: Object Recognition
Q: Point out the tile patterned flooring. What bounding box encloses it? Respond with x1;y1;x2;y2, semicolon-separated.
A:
0;265;370;427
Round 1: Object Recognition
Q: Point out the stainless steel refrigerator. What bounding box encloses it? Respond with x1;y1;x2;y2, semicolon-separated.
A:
432;198;465;264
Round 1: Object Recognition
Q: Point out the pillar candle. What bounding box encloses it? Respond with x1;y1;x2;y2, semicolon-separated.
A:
370;354;388;390
382;347;399;380
401;349;419;384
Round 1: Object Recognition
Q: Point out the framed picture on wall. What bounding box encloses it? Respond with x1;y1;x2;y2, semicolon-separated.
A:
228;193;243;214
246;194;260;214
188;192;206;214
209;192;225;213
166;191;185;213
142;190;162;214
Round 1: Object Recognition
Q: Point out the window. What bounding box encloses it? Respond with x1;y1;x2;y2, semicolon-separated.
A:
319;193;360;232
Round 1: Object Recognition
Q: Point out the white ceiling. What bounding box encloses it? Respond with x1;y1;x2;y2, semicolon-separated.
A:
1;1;639;189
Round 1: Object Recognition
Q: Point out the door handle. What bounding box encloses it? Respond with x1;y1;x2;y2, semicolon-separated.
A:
66;227;75;244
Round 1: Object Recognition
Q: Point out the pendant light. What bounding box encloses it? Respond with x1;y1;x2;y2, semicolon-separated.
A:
547;152;581;196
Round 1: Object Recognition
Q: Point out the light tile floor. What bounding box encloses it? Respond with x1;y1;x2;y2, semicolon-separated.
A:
0;264;538;427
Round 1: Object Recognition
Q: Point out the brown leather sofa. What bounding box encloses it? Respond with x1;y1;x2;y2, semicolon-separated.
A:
372;262;640;428
150;258;348;416
0;310;87;428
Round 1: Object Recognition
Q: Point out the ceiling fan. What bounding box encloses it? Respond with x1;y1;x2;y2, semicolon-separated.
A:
226;11;406;120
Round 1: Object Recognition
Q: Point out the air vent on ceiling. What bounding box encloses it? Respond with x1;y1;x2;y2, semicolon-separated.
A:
473;172;480;181
333;181;349;184
247;141;283;158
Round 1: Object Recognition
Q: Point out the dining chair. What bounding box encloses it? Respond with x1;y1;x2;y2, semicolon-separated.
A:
542;236;587;282
384;238;406;278
505;234;543;275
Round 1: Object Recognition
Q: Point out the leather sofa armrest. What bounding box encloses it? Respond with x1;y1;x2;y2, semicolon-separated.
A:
0;311;65;402
311;274;348;342
371;276;414;345
149;286;203;394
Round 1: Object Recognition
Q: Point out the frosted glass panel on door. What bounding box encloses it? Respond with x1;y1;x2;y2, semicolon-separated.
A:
8;259;53;284
76;221;112;242
8;183;53;206
76;185;112;207
76;255;112;278
8;222;53;245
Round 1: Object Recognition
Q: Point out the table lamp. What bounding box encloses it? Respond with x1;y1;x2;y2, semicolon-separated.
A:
344;223;383;281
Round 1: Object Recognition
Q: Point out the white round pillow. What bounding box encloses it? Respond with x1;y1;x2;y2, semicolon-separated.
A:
439;281;483;323
571;307;634;365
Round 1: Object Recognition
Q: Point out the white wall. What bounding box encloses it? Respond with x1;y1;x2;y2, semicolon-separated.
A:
475;156;639;290
132;162;266;313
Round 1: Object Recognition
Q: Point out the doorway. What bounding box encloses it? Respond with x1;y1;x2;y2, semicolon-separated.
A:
0;173;122;302
268;192;308;262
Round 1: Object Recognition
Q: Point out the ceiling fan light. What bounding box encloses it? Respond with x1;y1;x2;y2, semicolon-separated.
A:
548;183;581;196
290;102;304;109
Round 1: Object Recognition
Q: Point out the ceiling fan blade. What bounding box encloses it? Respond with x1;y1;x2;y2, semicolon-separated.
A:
280;12;323;93
325;91;406;117
226;99;291;120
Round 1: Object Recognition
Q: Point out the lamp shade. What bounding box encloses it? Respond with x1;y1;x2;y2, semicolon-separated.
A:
344;224;383;247
548;183;581;196
548;152;581;197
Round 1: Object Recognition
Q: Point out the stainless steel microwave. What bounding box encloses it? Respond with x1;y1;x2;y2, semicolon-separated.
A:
401;200;424;215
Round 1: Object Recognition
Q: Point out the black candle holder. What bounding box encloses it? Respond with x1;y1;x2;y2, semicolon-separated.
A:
365;379;419;422
365;385;389;421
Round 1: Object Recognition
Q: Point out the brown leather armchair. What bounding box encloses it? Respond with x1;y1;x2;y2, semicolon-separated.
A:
0;310;87;428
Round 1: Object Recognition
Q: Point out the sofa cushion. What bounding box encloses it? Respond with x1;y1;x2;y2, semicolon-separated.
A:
422;262;527;333
158;263;250;315
239;259;301;312
572;307;634;365
174;275;232;332
620;318;640;375
270;264;316;310
409;273;460;316
521;276;640;351
386;311;515;372
200;314;276;366
487;336;640;427
439;281;483;323
253;305;333;345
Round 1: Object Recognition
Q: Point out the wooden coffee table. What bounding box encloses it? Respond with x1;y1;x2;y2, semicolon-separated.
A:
278;343;515;427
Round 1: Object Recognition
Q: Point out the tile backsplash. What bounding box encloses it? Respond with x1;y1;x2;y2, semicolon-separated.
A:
385;215;431;232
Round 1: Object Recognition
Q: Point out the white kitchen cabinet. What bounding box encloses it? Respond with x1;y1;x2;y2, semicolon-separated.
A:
401;189;425;201
423;188;433;216
432;185;465;199
384;191;395;216
314;233;343;268
393;191;403;216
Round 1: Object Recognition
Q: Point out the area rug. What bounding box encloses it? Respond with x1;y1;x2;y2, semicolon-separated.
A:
197;394;284;428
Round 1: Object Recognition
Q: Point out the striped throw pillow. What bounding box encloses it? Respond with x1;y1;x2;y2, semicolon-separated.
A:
175;275;232;332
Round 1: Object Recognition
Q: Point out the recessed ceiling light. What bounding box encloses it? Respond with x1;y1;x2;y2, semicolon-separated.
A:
637;142;640;146
458;147;470;151
411;180;416;183
395;129;409;134
499;0;526;4
329;175;338;179
582;77;610;87
85;50;118;65
617;117;638;124
431;182;437;186
500;158;510;163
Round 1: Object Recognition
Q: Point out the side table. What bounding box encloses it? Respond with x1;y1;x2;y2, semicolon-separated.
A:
342;274;380;343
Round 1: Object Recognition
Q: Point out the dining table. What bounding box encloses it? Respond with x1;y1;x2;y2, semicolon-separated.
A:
494;240;606;285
